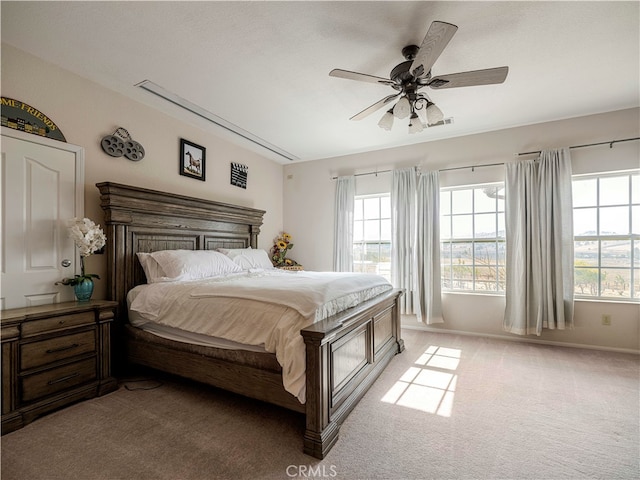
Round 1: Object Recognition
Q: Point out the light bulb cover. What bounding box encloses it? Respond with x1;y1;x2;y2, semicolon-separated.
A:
378;110;394;131
408;113;424;134
426;102;444;125
393;96;411;119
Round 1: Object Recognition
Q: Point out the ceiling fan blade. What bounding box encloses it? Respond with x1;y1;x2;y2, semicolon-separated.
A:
410;21;458;78
350;94;400;121
428;66;509;89
330;69;395;86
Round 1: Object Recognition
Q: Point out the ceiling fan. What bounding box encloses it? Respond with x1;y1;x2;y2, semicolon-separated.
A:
329;21;509;134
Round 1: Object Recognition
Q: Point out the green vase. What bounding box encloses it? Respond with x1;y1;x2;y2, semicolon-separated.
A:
74;279;94;302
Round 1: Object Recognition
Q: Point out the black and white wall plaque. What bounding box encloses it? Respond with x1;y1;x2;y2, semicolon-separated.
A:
230;162;248;189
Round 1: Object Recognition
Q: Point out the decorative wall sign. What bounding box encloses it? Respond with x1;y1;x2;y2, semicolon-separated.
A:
101;127;145;161
1;97;66;142
230;162;248;189
180;139;206;181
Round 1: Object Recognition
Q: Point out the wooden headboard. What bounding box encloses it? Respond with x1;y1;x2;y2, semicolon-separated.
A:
96;182;265;316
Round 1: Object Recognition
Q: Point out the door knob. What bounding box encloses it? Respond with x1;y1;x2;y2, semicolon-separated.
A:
61;259;72;267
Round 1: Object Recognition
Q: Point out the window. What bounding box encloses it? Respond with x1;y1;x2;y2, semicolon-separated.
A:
353;194;391;281
573;171;639;300
440;184;506;293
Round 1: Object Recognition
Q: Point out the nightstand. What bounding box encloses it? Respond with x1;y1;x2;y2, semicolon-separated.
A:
1;300;118;434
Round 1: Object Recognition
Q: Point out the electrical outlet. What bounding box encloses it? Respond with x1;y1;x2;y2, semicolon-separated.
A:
602;314;612;326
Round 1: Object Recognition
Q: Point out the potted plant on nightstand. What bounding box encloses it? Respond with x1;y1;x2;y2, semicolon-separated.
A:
56;217;106;302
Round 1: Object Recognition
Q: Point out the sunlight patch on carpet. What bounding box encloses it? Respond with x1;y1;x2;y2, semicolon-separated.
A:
381;346;460;417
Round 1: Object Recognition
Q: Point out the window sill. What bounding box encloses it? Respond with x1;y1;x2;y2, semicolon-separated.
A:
441;291;639;305
574;297;639;305
442;291;504;298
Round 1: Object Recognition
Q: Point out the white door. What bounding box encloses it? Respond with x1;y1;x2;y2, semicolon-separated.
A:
1;128;84;309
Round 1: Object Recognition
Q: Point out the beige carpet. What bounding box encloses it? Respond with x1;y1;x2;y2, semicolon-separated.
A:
1;329;638;480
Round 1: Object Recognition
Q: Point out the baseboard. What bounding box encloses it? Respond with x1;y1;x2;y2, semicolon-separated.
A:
401;324;640;355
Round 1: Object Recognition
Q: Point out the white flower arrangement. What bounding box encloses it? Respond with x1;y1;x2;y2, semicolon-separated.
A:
68;217;106;257
56;217;106;286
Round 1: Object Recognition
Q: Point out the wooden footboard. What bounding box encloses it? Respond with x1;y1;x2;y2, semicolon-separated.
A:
302;288;404;458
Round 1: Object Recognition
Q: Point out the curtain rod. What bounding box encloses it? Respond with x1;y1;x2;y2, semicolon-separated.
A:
330;168;395;180
331;137;639;179
516;136;640;156
442;137;640;173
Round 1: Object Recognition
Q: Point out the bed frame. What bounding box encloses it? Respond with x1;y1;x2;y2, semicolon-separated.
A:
97;182;404;458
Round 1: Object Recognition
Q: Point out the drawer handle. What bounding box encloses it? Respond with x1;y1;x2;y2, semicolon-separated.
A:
46;343;80;354
47;372;80;385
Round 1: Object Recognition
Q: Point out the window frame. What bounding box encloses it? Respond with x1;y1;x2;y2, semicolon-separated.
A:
352;193;391;281
440;182;506;294
573;169;639;301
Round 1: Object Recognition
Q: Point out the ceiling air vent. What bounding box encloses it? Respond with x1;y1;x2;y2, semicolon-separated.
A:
136;80;298;162
429;117;454;127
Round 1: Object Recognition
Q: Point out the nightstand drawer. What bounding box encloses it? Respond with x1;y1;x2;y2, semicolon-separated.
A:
21;330;96;370
21;312;94;337
21;358;97;403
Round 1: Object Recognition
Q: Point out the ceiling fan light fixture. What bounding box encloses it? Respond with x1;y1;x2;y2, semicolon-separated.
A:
330;20;509;136
378;109;394;131
426;102;444;125
408;112;424;134
393;96;411;119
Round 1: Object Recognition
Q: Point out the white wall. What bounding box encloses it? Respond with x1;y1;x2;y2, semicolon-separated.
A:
1;44;284;300
284;107;640;352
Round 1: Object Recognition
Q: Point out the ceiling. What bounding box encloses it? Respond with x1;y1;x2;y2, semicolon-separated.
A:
2;1;638;164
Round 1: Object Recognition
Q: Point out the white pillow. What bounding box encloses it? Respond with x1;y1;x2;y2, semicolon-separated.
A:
231;249;274;270
149;249;243;281
217;247;251;259
136;252;167;283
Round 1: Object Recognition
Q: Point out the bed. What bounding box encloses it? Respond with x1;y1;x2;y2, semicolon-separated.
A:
97;182;404;458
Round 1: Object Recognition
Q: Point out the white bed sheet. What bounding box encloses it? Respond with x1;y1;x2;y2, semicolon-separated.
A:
127;298;266;353
127;269;392;403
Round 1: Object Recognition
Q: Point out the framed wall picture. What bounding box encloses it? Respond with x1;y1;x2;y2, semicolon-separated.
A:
179;139;206;181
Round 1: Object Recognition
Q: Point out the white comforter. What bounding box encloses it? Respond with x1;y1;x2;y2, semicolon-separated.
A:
129;270;392;403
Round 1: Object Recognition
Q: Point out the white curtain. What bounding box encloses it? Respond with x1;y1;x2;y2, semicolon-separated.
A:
391;168;417;314
333;175;355;272
415;171;444;324
504;148;574;336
